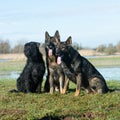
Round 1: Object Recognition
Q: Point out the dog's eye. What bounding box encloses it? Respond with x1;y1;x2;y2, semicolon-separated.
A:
61;46;65;50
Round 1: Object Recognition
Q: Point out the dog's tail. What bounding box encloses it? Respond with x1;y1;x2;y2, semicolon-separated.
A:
9;89;19;93
109;88;120;93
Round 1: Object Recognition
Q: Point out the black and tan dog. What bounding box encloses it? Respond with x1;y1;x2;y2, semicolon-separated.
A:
44;31;65;94
55;37;111;96
10;42;45;93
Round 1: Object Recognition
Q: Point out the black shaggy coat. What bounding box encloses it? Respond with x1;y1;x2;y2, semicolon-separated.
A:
10;42;45;93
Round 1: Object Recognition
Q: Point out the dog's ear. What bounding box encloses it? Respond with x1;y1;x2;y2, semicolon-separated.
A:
54;30;60;41
54;37;60;45
37;42;40;48
66;36;72;45
45;31;50;42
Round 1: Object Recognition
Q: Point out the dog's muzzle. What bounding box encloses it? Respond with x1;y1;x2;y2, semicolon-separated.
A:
57;56;61;65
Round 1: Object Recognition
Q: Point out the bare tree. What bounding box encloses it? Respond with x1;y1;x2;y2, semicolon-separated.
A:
73;42;82;50
104;44;116;55
96;44;106;53
0;39;11;53
12;44;24;53
116;41;120;52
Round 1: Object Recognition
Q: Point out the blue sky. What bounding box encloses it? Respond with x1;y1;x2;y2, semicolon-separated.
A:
0;0;120;48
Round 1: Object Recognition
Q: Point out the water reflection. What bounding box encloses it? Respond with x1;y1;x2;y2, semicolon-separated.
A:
0;71;20;80
0;71;47;80
0;67;120;81
0;59;10;62
98;67;120;81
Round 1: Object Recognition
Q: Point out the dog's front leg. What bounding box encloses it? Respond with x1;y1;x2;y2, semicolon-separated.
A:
59;74;65;94
25;80;31;93
37;83;42;94
59;77;63;94
75;73;82;96
62;76;69;94
49;73;54;94
24;72;31;93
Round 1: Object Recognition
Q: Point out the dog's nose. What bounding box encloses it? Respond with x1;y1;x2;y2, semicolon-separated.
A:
56;51;60;56
49;45;52;49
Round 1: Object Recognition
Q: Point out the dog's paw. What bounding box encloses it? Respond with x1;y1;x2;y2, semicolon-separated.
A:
50;88;54;94
61;89;66;94
75;90;80;96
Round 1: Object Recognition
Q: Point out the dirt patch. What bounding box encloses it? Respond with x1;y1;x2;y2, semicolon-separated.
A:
0;52;120;62
78;49;102;56
0;53;26;61
40;112;105;120
0;110;105;120
0;109;26;117
81;112;105;119
40;116;76;120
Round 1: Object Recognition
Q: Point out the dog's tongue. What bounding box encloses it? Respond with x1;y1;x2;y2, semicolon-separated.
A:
48;49;52;56
57;56;61;65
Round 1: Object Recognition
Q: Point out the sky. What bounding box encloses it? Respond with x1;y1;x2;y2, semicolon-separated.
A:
0;0;120;48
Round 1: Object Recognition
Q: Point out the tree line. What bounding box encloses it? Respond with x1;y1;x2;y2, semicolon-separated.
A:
0;39;24;53
0;39;120;55
96;42;120;55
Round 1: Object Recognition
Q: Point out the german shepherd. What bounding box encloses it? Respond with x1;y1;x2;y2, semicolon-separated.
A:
55;37;112;96
44;31;65;94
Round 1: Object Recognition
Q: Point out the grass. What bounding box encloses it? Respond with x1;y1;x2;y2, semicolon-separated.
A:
0;61;25;72
0;55;120;119
88;56;120;67
0;79;120;120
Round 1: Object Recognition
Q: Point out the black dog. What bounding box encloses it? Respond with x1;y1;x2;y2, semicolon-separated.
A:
55;37;110;96
10;42;45;93
44;31;65;94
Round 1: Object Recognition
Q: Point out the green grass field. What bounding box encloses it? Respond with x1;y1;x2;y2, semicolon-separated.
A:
0;79;120;120
88;56;120;67
0;56;120;120
0;61;25;72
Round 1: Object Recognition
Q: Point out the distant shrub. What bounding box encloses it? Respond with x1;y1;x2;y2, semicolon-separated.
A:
0;39;11;53
73;42;82;50
96;44;106;53
104;44;116;55
11;44;24;53
116;41;120;52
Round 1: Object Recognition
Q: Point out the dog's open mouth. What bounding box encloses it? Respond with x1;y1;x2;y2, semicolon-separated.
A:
57;56;61;65
48;49;53;56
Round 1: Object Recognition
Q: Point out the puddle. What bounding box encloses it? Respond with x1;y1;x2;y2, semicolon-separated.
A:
0;67;120;81
0;71;20;80
0;59;11;62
